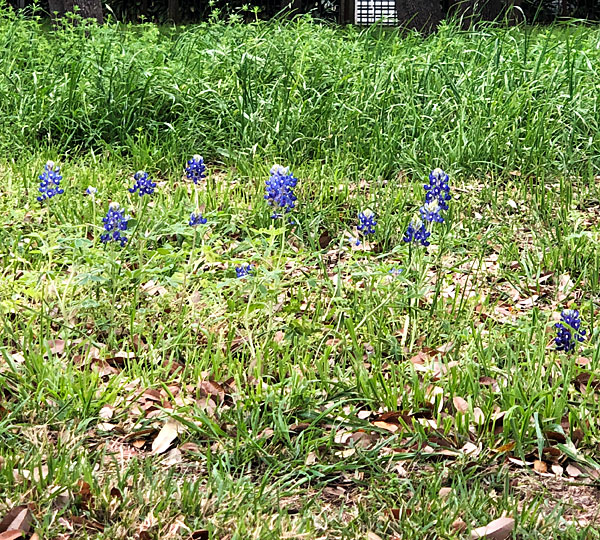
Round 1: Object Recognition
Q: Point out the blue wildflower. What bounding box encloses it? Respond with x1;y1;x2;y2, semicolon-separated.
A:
85;186;97;197
265;164;298;218
349;236;361;247
37;161;64;202
403;217;430;246
129;170;156;197
419;200;444;223
389;267;404;276
185;155;207;185
424;168;451;212
100;203;129;247
555;309;586;352
357;210;377;235
236;264;254;278
189;212;208;227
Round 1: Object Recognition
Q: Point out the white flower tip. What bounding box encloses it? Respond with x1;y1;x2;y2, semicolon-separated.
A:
361;209;373;217
109;201;120;209
46;160;55;169
193;154;202;162
412;217;424;228
432;167;446;178
270;164;289;176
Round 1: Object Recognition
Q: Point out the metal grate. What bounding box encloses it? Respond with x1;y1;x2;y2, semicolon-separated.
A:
355;0;397;25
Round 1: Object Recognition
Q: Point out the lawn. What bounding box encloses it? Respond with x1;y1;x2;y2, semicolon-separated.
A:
1;7;600;539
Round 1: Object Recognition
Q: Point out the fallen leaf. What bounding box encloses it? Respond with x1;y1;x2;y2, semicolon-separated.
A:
141;280;168;296
198;380;225;402
372;421;399;433
439;487;452;498
473;407;485;424
0;505;32;535
162;448;183;466
98;405;114;420
151;419;183;455
566;463;584;477
470;516;515;539
48;339;65;355
367;533;383;540
533;460;547;473
453;397;469;413
461;442;480;456
0;532;26;540
493;441;516;454
452;519;467;532
179;442;200;453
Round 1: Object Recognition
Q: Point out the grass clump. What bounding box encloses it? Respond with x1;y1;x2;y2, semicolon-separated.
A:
1;7;600;540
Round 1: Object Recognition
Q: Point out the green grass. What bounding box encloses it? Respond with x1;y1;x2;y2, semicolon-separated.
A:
1;6;600;539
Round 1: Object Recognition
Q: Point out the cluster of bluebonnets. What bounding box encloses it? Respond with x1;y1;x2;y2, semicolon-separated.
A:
37;159;586;352
36;161;64;202
555;309;586;352
264;165;298;218
402;168;451;246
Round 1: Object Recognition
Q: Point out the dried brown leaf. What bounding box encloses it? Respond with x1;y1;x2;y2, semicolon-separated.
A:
452;519;467;533
48;339;65;355
0;532;25;540
470;516;515;540
99;405;114;420
0;506;32;534
438;487;452;498
372;421;399;433
452;396;469;413
151;419;182;455
198;380;225;402
566;463;584;478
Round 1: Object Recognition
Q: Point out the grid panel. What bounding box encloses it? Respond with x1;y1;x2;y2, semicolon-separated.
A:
355;0;397;25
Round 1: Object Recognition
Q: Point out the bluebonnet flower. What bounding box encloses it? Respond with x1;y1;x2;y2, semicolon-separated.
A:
555;309;586;352
420;200;444;223
265;164;298;218
403;217;431;246
185;155;206;184
389;267;404;276
37;161;64;202
100;203;129;247
236;264;254;278
357;210;377;235
424;168;451;212
85;186;97;197
129;170;156;197
189;212;207;227
348;236;361;247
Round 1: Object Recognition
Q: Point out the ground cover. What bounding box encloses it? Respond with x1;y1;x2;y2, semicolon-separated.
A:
1;7;600;539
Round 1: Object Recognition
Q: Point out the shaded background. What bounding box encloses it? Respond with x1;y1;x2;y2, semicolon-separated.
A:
4;0;600;23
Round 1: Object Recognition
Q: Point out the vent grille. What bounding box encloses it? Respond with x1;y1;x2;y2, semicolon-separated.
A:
355;0;397;25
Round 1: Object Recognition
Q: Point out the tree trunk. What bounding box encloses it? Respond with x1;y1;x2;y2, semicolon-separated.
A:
74;0;103;23
395;0;442;34
48;0;103;23
48;0;66;17
448;0;517;27
168;0;180;23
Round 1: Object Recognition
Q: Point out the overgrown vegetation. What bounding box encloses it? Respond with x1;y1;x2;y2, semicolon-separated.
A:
1;8;600;539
